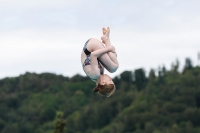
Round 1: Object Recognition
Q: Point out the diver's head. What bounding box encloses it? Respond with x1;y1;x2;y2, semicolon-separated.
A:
93;74;116;97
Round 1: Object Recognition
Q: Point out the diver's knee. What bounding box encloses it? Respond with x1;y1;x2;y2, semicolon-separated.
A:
109;65;119;73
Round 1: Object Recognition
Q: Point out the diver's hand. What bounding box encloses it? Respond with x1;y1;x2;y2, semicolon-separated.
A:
107;45;115;53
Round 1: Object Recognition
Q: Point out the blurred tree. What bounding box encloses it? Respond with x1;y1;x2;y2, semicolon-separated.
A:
0;119;5;132
171;123;179;133
53;111;66;133
158;66;165;84
183;58;193;73
149;69;156;80
162;66;167;76
70;74;89;82
145;122;154;133
123;115;136;132
113;76;120;87
195;90;200;108
185;121;194;133
120;71;133;83
171;59;180;72
133;68;147;91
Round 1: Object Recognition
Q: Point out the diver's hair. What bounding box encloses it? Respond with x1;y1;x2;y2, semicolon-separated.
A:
93;83;116;97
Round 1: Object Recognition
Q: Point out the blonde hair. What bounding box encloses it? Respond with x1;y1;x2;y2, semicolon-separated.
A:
93;84;116;97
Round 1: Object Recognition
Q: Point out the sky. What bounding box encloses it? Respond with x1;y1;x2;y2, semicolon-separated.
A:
0;0;200;79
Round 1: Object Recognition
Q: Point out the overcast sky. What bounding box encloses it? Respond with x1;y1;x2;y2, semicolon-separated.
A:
0;0;200;79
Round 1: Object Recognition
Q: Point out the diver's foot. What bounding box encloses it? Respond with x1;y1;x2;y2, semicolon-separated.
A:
101;27;110;44
102;27;107;35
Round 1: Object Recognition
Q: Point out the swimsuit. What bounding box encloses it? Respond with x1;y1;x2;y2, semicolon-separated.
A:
82;39;103;81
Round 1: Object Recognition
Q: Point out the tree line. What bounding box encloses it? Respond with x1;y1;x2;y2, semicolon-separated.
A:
0;58;200;133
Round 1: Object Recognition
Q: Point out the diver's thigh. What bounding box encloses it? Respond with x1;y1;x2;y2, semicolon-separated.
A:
99;53;117;72
88;38;105;51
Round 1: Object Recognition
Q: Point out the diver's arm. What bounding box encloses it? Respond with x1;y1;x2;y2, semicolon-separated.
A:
91;46;115;58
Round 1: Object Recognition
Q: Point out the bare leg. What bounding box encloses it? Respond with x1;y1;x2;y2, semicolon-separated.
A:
99;27;119;73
